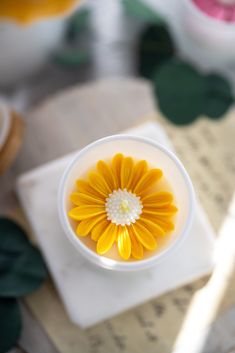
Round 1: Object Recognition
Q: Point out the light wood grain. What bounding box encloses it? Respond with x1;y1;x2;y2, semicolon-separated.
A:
0;112;24;175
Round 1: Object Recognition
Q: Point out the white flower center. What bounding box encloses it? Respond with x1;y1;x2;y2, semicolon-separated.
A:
105;189;143;226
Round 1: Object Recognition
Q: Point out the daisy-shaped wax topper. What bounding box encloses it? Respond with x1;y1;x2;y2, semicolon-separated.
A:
68;153;178;260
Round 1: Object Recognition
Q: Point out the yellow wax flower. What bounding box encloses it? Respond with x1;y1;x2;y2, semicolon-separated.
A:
68;153;178;261
0;0;79;24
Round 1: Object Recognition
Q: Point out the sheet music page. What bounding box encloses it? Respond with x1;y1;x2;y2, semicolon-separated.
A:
160;112;235;233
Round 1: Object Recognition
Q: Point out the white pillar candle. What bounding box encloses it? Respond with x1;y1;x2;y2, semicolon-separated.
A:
174;0;235;72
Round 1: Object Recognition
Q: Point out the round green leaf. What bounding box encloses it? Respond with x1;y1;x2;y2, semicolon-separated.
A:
138;24;174;78
122;0;162;23
0;218;30;273
153;59;206;125
66;8;90;42
0;246;47;298
0;218;47;297
0;298;22;353
0;253;16;273
0;218;29;254
203;74;233;119
54;50;89;68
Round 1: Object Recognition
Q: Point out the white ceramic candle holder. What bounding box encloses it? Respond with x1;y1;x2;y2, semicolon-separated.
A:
0;1;84;86
58;135;195;271
179;0;235;70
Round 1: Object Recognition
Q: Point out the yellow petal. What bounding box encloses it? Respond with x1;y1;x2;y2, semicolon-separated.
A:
141;214;175;232
112;153;123;188
89;172;111;197
117;226;131;260
143;205;178;217
138;218;165;237
142;191;173;207
131;222;157;250
70;192;104;206
97;222;117;255
134;169;163;195
76;214;106;237
68;205;105;221
128;160;148;191
91;219;110;241
70;192;82;206
97;160;117;190
121;157;134;189
76;179;105;199
129;227;144;259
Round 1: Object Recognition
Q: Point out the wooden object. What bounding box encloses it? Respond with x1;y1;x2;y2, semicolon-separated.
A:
0;111;24;175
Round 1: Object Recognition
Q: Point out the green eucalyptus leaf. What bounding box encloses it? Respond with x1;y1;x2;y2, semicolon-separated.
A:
54;50;89;68
0;218;29;273
0;218;29;254
0;253;16;273
138;24;174;78
153;59;206;125
0;246;47;298
0;298;22;353
0;218;47;297
122;0;162;22
203;74;233;119
66;8;90;41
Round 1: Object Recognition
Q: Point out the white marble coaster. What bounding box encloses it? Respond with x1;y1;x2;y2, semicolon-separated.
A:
17;122;216;328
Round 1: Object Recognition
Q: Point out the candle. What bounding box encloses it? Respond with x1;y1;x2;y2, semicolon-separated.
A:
59;135;194;271
177;0;235;71
0;0;79;24
193;0;235;22
68;153;178;261
0;0;81;86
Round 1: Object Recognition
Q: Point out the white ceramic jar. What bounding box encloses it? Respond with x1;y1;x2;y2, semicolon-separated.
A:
0;2;81;87
178;0;235;71
58;135;195;272
0;19;66;86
